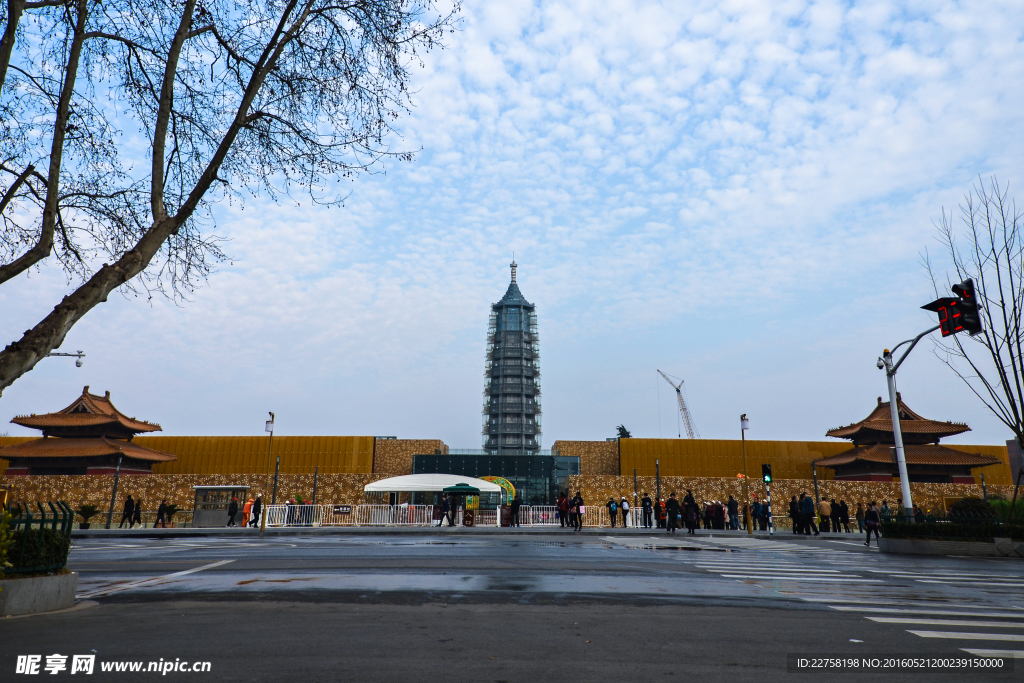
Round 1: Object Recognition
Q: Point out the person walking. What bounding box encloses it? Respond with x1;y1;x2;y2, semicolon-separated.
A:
838;500;851;533
829;498;841;533
119;495;135;528
155;499;168;528
606;498;618;528
243;497;254;527
510;494;523;528
855;502;865;533
666;493;681;534
132;498;143;528
727;496;739;530
620;497;630;527
751;499;762;531
881;500;891;520
818;498;832;533
760;500;770;532
683;490;697;534
227;497;239;527
655;497;666;528
573;492;585;532
864;501;882;547
641;492;653;528
438;493;451;527
789;496;800;534
251;495;262;528
557;492;568;528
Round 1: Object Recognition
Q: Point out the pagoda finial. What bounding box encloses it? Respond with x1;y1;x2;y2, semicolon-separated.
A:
510;254;517;284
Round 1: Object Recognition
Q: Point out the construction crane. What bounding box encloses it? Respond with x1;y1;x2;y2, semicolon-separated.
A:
658;370;700;439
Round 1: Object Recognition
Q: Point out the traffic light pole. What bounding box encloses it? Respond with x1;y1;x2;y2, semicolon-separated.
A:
765;481;773;536
880;324;939;524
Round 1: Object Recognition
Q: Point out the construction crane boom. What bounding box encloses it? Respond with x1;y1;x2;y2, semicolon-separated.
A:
658;369;699;439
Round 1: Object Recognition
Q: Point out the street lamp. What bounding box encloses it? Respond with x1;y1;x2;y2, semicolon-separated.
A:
47;350;85;367
741;414;751;535
261;412;275;533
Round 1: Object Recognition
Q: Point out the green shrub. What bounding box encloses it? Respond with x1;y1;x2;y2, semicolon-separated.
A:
7;528;72;573
881;520;1024;542
947;496;996;519
0;508;14;576
990;498;1024;524
75;504;101;524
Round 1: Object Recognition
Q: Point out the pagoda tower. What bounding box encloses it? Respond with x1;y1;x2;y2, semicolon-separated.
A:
483;259;541;454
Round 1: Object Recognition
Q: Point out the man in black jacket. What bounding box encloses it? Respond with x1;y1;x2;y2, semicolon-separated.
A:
641;493;653;528
510;495;523;528
727;496;739;530
438;493;452;527
227;497;239;527
251;496;262;528
119;495;135;528
665;493;681;534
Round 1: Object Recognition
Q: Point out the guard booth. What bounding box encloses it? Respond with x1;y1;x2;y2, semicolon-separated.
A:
192;485;250;528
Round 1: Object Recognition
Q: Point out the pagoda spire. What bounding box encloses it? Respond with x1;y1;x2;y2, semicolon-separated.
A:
510;254;517;284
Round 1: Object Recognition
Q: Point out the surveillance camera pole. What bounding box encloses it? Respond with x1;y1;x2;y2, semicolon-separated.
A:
879;324;938;524
47;350;85;366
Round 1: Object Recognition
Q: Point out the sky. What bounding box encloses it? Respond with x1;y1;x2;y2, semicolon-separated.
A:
3;0;1024;447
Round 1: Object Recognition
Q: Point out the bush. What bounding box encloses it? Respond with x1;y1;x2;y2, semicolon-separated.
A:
881;520;1024;542
6;528;72;573
990;498;1024;524
75;504;101;523
947;496;996;519
0;508;14;576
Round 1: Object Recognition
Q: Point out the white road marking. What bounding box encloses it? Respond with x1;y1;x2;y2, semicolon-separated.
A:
76;560;234;598
830;606;1024;618
960;648;1024;659
718;574;883;582
908;631;1024;642
867;617;1024;628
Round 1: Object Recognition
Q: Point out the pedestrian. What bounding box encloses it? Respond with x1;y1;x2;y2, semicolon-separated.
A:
119;495;135;528
251;495;262;528
557;491;568;528
573;492;585;531
742;502;749;531
243;497;254;526
829;498;841;533
751;498;762;531
715;501;726;530
606;498;618;527
438;493;451;527
727;495;739;530
838;500;851;533
510;494;523;528
155;499;167;528
655;497;666;528
227;497;239;526
818;498;832;533
864;501;881;547
666;493;681;534
760;500;770;531
800;492;819;536
641;492;653;528
881;500;891;520
855;502;865;533
620;497;630;527
132;498;143;528
683;490;697;534
789;496;800;534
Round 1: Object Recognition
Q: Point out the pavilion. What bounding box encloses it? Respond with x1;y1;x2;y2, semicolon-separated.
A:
814;394;1000;484
0;386;176;475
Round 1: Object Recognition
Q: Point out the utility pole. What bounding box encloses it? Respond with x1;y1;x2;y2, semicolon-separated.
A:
655;459;661;504
879;327;938;524
741;414;751;535
262;413;275;532
104;455;123;529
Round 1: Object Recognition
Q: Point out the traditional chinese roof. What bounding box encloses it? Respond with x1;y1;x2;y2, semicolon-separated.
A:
825;395;969;445
813;443;1000;469
0;436;176;463
11;386;161;438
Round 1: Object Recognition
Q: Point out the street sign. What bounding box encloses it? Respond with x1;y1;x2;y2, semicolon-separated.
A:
332;505;352;515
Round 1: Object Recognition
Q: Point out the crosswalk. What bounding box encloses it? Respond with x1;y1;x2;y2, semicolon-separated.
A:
605;534;1024;660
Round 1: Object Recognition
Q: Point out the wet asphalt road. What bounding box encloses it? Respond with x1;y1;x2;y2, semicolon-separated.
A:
3;529;1022;682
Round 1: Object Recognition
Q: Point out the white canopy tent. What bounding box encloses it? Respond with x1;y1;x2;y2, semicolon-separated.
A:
363;473;503;493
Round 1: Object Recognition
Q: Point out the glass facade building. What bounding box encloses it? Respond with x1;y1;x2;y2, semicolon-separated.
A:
412;452;580;505
483;260;541;454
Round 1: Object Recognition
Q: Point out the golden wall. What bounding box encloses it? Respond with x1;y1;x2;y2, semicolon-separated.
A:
372;439;448;475
553;440;619;475
140;435;376;475
617;438;1013;485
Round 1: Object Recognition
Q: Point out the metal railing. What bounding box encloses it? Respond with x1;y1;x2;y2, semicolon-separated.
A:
4;501;74;574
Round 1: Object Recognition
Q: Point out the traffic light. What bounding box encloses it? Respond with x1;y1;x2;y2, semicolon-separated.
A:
951;278;982;335
761;463;772;483
922;278;982;337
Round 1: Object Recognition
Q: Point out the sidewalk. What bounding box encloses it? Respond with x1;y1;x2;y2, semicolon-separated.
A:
73;525;868;540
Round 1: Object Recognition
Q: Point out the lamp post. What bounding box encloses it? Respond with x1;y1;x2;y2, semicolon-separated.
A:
265;413;279;505
104;455;123;529
741;414;751;535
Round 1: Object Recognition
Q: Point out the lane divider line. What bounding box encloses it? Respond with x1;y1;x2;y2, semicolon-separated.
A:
76;560;234;599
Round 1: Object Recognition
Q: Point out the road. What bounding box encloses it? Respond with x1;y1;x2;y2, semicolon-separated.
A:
4;529;1022;682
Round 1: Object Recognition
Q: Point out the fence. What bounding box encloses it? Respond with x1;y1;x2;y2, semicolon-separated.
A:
4;501;74;574
261;504;439;527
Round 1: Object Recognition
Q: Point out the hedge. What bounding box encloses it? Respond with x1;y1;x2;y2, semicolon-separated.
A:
881;521;1024;543
6;528;72;574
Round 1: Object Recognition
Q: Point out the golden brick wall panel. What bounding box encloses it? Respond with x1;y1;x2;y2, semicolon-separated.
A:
139;435;375;475
372;439;448;475
553;440;619;475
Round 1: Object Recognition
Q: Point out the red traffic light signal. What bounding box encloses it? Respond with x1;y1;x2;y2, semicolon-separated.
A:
922;279;981;337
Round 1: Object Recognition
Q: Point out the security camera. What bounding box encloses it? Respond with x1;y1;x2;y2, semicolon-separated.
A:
75;358;83;368
876;358;884;370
